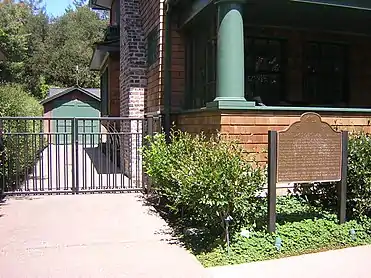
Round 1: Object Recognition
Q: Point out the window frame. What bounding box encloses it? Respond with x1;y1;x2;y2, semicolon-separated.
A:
147;28;159;67
184;11;217;110
244;36;287;106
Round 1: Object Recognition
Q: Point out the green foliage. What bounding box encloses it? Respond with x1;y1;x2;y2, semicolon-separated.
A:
44;5;107;88
294;133;371;219
144;131;371;267
0;83;44;192
142;130;267;235
195;197;371;267
0;2;30;82
144;130;371;267
0;83;42;117
0;1;106;98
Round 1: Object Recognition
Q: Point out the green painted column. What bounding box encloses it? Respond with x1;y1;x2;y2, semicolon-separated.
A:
207;0;255;109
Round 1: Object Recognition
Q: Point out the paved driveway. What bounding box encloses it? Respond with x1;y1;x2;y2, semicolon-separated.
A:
24;144;130;192
0;194;209;278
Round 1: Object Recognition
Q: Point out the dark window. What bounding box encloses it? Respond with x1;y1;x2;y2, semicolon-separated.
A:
245;38;286;106
147;29;159;66
100;68;109;116
303;42;348;106
185;12;217;109
115;0;120;25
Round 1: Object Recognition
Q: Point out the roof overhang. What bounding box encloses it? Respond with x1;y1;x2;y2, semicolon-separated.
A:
89;0;113;10
89;40;119;71
290;0;371;11
40;87;101;105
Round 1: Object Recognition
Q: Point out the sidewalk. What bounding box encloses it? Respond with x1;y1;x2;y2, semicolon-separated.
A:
0;194;209;278
208;245;371;278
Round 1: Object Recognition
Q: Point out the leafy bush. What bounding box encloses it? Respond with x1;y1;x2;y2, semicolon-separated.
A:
143;130;267;235
294;133;371;219
0;83;44;192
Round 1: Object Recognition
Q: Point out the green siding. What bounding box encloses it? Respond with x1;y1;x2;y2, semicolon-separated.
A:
52;99;100;145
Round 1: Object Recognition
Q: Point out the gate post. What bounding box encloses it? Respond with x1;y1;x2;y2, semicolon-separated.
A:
71;118;76;194
74;118;79;194
71;118;79;194
144;116;154;193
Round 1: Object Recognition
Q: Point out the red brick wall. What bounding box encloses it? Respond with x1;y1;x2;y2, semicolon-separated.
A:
120;0;147;181
176;110;371;163
137;0;186;114
110;0;119;25
108;53;120;117
176;111;221;134
139;0;163;114
170;26;185;112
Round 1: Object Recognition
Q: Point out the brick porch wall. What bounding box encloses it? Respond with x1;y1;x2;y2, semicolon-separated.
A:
169;26;185;112
140;0;163;114
176;110;371;164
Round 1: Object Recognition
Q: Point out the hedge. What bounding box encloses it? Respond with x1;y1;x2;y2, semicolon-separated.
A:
0;83;44;193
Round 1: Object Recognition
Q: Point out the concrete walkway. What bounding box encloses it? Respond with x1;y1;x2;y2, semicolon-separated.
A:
0;194;209;278
208;245;371;278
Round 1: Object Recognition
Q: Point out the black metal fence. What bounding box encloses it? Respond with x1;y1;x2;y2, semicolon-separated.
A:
0;116;161;195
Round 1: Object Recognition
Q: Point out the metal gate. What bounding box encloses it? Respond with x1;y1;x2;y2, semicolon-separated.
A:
0;116;160;196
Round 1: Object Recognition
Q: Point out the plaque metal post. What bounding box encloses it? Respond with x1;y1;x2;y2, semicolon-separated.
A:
268;130;277;233
338;131;348;224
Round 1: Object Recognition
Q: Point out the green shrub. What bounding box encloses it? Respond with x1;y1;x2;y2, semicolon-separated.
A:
0;83;44;192
294;132;371;219
143;130;267;235
143;131;197;207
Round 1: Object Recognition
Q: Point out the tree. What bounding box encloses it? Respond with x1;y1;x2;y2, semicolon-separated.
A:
0;1;30;84
22;0;45;14
43;5;107;89
0;0;107;99
22;0;50;98
73;0;87;8
0;0;50;98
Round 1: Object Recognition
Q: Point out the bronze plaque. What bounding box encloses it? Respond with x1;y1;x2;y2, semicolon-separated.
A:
277;112;342;183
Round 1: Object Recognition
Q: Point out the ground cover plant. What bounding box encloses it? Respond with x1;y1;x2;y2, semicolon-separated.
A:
195;196;371;267
143;130;371;267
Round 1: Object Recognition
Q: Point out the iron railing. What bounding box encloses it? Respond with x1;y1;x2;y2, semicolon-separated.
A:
0;116;161;196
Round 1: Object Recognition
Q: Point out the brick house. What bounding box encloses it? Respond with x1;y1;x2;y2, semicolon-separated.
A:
90;0;371;163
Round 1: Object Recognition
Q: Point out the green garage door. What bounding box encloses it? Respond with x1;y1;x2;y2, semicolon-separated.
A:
52;99;100;145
